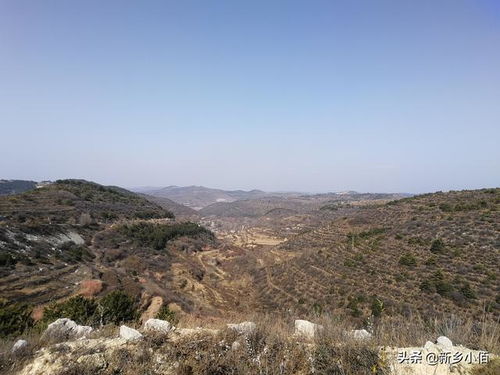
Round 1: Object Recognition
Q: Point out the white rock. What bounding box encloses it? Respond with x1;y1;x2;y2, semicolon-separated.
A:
73;325;93;338
144;319;174;334
294;319;323;339
227;321;256;335
350;329;372;340
436;336;453;349
12;339;28;353
42;318;92;340
120;325;143;341
424;341;436;350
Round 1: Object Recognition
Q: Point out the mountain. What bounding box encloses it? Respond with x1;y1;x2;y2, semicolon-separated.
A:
199;192;408;218
136;185;270;210
0;180;37;196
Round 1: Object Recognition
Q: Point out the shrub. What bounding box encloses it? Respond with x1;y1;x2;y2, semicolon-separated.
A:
435;280;454;297
371;297;384;317
430;239;445;253
439;203;453;212
56;242;95;263
156;305;178;325
460;282;477;299
99;291;137;325
399;253;417;267
0;301;34;338
118;222;214;250
0;252;16;268
133;210;173;219
419;280;433;293
42;296;98;326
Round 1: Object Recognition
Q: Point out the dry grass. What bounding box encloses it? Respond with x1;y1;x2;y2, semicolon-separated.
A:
1;312;498;375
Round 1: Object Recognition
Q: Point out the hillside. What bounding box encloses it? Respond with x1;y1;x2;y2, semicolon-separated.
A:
199;192;406;218
0;180;37;196
248;188;499;320
139;194;199;219
0;180;238;316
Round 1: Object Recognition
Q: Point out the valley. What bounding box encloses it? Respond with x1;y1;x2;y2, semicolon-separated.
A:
0;180;499;375
2;181;497;324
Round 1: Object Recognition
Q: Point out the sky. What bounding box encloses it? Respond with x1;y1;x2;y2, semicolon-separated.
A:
1;0;499;193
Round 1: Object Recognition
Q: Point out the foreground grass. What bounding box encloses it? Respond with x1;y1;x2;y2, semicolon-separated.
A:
0;313;498;375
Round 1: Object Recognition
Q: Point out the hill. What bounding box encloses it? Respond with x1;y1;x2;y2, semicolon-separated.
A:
199;192;406;218
0;180;37;196
0;180;229;314
248;188;499;320
0;179;173;226
137;185;283;209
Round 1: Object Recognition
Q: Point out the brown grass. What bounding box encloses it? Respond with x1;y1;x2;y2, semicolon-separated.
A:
1;312;498;375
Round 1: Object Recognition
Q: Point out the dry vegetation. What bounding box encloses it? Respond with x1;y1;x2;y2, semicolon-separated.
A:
0;182;498;374
249;189;499;320
0;312;498;375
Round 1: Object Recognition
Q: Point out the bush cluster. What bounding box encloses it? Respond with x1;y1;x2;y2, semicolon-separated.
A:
399;253;417;267
419;271;477;304
40;291;138;330
55;242;95;263
0;301;34;338
430;238;445;253
119;222;214;250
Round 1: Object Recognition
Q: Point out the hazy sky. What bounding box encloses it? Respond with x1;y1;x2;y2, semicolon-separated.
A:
1;1;499;193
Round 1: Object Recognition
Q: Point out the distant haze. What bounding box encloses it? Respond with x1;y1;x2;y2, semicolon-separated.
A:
1;1;499;193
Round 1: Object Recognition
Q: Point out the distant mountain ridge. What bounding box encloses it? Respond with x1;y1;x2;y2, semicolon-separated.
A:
134;185;284;210
0;179;38;196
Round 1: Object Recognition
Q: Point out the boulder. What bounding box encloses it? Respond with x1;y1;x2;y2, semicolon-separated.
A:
12;339;28;353
294;319;323;339
424;340;437;351
436;336;453;349
119;325;143;341
350;329;372;340
227;321;256;335
144;318;174;334
42;318;93;341
73;325;93;338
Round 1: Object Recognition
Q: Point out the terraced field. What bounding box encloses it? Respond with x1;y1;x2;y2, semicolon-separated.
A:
250;189;500;320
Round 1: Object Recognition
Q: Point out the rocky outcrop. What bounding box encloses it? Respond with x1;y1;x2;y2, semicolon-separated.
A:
350;329;372;340
119;325;143;341
294;319;323;339
436;335;453;349
144;318;174;334
12;339;28;353
41;318;93;341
